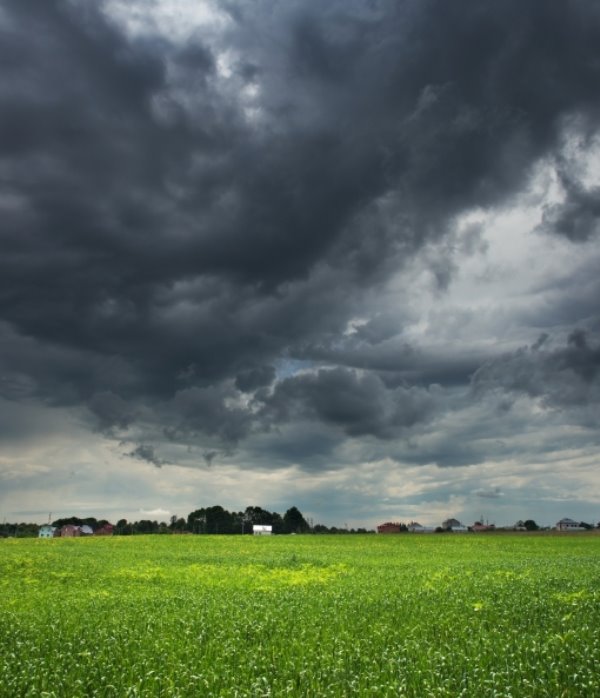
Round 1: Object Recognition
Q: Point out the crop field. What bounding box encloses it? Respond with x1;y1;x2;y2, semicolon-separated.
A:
1;533;599;697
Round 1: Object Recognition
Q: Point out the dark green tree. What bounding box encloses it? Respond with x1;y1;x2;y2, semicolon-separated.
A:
313;524;330;533
244;506;274;526
116;518;132;535
187;509;207;533
283;506;310;534
52;516;83;527
271;512;285;534
82;517;99;529
8;522;40;537
201;506;236;534
134;519;158;534
168;515;187;531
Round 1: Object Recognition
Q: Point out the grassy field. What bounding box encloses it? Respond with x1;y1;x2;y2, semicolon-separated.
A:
1;533;599;697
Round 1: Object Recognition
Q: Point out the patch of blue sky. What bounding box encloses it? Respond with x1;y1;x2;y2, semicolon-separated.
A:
274;358;314;380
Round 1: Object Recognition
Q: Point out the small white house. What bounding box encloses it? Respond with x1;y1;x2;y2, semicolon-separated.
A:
38;525;56;538
253;525;272;536
407;521;434;533
555;518;584;532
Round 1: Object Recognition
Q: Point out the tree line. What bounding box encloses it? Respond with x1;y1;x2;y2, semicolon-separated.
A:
1;505;373;537
116;505;370;536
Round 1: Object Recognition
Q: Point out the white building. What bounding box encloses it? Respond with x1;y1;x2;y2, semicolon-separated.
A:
407;521;434;533
253;525;272;536
555;518;584;532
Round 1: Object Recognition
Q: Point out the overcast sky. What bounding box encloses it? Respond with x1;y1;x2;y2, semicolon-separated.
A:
1;0;600;529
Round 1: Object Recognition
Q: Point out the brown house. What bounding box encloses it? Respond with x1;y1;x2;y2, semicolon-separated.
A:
377;522;404;534
471;521;496;532
60;524;81;537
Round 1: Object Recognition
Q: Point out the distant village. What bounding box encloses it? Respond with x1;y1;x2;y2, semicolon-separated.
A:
376;517;599;534
1;507;598;539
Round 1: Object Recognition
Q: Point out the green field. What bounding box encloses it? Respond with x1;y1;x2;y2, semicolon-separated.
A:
1;533;599;697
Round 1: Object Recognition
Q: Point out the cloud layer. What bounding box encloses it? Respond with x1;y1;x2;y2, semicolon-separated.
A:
1;0;600;526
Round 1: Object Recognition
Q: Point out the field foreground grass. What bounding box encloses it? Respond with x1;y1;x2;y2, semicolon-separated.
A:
1;533;599;697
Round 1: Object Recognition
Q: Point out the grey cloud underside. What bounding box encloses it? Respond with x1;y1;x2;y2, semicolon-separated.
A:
262;368;435;439
473;331;600;410
2;0;600;468
104;329;600;470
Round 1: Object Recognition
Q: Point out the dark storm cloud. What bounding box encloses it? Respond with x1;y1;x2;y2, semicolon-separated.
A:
235;366;276;393
0;321;137;405
472;331;600;408
2;0;600;465
88;391;136;433
294;333;489;388
168;384;254;443
540;166;600;241
263;368;434;439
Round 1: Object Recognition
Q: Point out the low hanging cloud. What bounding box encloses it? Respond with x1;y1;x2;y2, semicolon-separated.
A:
128;444;166;469
473;487;504;500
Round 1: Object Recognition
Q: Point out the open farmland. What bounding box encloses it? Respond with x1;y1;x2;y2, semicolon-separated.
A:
1;533;599;697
